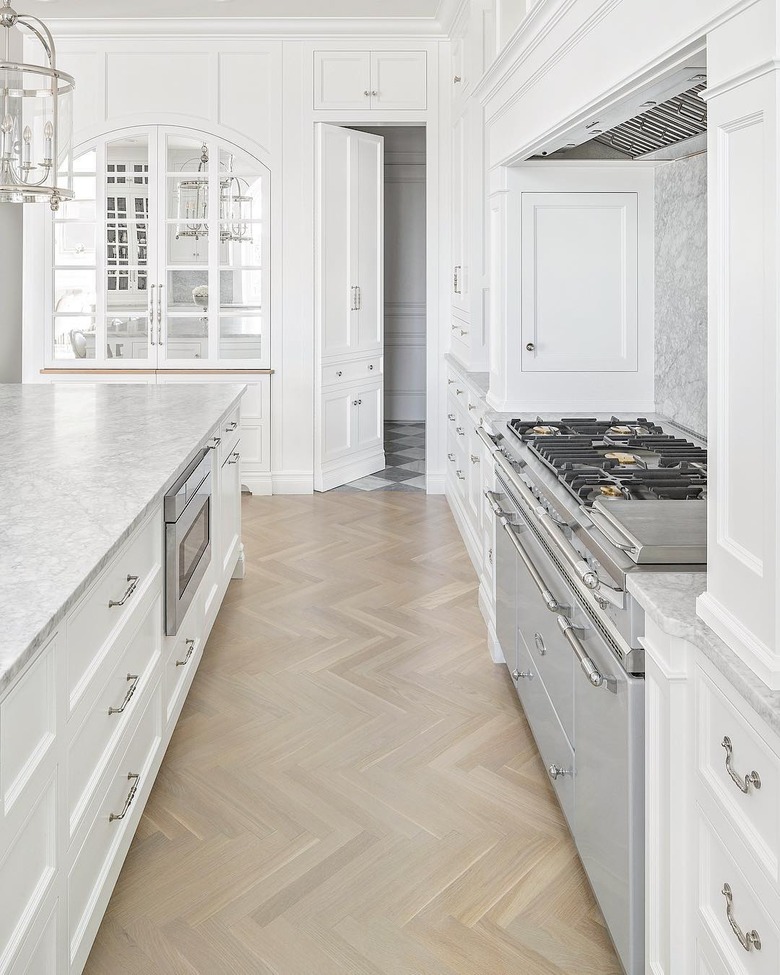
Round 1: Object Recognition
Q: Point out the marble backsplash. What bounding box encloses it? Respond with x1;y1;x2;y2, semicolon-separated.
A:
654;153;708;438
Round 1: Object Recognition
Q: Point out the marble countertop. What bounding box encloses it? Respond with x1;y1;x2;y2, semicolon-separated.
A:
628;573;780;736
0;382;245;700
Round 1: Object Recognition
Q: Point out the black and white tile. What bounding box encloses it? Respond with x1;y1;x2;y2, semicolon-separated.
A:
333;422;426;492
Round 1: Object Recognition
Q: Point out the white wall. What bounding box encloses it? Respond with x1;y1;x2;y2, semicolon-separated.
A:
355;125;427;422
0;29;23;383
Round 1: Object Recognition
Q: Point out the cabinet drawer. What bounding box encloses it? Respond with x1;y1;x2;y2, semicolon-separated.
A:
218;406;241;465
8;895;59;975
698;808;780;974
322;356;382;388
66;513;162;714
68;682;162;966
513;633;575;825
67;594;162;840
164;599;204;726
697;668;780;887
0;775;56;974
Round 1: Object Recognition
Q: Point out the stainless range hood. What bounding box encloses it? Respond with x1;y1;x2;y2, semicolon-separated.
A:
531;62;707;160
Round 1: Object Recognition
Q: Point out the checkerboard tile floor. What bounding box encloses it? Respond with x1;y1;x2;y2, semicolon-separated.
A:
331;422;426;492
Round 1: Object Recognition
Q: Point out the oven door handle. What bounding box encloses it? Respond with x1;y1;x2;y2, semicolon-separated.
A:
501;520;564;614
557;616;604;687
495;452;600;591
484;490;513;521
476;425;499;454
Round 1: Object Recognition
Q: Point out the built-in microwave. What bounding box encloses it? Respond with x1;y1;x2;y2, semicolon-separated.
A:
164;448;212;636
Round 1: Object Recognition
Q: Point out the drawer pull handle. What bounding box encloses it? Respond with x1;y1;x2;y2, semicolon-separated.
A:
534;632;546;656
447;378;454;384
208;436;221;450
722;736;762;793
468;404;476;411
109;772;140;822
448;413;456;421
228;452;240;465
548;764;573;780
456;470;465;480
721;883;762;952
176;638;196;667
470;454;479;464
108;574;139;608
456;388;463;395
108;673;140;715
225;420;238;432
448;452;455;462
456;426;465;436
512;669;533;681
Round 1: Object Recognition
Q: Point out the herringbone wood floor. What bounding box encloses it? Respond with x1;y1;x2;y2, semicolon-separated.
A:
85;492;622;975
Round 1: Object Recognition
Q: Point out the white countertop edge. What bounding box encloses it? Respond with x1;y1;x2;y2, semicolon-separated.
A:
0;384;245;702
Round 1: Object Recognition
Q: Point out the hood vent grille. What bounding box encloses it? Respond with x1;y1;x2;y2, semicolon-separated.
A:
593;82;707;158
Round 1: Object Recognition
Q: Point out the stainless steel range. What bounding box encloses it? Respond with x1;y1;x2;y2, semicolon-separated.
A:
478;415;707;975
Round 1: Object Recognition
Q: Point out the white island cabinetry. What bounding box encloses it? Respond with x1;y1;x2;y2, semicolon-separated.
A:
0;385;246;975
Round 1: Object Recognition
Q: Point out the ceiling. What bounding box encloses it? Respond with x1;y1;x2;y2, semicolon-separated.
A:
25;0;443;20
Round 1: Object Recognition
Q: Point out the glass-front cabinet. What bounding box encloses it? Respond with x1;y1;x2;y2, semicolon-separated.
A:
48;126;270;368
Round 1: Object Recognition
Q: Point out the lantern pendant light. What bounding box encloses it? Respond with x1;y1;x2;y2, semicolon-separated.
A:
175;142;253;245
0;0;75;209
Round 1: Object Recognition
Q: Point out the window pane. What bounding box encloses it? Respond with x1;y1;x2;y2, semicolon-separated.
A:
219;315;264;360
219;227;262;268
54;269;96;313
220;268;262;309
106;314;150;361
54;223;96;265
167;269;209;313
166;316;208;360
53;315;96;360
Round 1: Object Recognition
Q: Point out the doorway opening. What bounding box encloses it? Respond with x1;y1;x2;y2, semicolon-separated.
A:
314;124;427;493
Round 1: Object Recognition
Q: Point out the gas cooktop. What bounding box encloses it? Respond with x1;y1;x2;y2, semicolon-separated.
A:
507;416;707;507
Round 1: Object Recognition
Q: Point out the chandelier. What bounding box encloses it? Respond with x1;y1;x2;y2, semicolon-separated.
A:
175;142;253;244
0;0;74;209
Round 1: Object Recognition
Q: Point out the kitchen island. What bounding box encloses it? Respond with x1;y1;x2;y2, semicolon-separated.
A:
0;382;246;975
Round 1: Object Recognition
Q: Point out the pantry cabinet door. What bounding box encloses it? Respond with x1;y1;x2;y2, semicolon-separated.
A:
520;192;638;372
313;52;372;111
321;389;356;463
355;130;384;353
354;382;383;453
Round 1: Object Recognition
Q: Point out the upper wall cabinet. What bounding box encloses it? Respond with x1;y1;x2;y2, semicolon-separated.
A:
313;51;427;111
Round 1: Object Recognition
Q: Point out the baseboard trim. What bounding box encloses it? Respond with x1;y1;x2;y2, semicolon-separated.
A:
242;473;273;496
271;471;314;495
426;474;445;495
696;591;780;690
315;451;385;492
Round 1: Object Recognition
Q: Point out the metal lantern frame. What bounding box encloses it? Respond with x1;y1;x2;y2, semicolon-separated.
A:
175;141;253;244
0;0;75;209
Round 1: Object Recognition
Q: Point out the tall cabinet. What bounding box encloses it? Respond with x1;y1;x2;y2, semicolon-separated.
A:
315;124;385;492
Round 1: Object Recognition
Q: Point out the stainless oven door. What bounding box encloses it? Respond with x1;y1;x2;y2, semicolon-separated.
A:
166;472;212;636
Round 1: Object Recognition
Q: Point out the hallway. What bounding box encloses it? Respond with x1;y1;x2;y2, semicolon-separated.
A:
84;492;621;975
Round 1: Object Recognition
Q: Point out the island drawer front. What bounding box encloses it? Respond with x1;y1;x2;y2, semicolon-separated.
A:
321;356;383;388
218;405;241;465
68;681;162;966
67;593;162;841
164;597;204;726
7;895;60;975
66;513;162;715
696;667;780;889
0;636;56;819
0;774;57;975
697;808;780;975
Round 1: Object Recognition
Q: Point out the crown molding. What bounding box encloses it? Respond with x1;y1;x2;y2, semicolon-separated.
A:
435;0;465;35
47;16;449;38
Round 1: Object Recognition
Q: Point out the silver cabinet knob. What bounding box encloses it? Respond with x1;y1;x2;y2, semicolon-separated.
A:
548;764;573;780
512;669;533;681
456;470;465;480
456;427;465;436
358;399;362;405
526;343;535;352
364;90;371;96
454;75;462;84
371;90;378;96
336;370;342;377
470;455;479;464
368;364;374;370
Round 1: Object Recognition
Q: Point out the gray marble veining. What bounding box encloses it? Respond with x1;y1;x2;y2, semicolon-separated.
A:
629;573;780;737
654;153;708;439
0;382;245;700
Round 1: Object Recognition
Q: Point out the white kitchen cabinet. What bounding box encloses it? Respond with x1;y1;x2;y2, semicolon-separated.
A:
696;12;780;690
320;384;382;464
354;382;383;453
313;51;427;111
46;125;270;372
219;440;242;577
451;109;470;318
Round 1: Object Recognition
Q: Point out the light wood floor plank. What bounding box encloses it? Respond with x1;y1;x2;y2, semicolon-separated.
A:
84;492;621;974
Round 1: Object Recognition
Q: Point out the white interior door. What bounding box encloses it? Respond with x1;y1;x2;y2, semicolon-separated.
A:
315;124;384;491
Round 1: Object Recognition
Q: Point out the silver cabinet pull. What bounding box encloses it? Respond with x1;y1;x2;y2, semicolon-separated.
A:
470;455;479;464
456;388;464;395
512;669;533;681
108;673;140;715
548;764;573;780
336;370;342;377
109;772;140;822
526;342;535;352
176;638;195;667
447;452;455;462
149;284;156;346
371;90;378;97
356;285;362;310
364;90;371;97
451;322;459;331
721;884;762;952
459;329;468;337
454;75;462;83
722;737;762;794
456;470;465;480
157;285;164;345
228;451;240;465
447;378;454;384
225;420;238;432
468;404;476;411
557;616;604;687
108;574;139;608
534;633;546;656
456;426;465;436
208;436;221;450
448;413;455;421
501;521;563;614
368;363;374;371
484;490;513;520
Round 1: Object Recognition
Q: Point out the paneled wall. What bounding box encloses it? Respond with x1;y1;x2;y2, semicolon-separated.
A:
654;153;708;437
356;127;427;422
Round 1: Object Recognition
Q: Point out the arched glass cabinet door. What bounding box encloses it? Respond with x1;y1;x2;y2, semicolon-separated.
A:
47;125;270;369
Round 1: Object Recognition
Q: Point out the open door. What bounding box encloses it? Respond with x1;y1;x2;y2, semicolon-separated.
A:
315;124;384;491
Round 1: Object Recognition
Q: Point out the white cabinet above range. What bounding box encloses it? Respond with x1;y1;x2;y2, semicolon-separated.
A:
487;164;655;414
